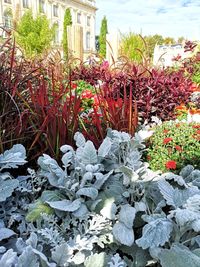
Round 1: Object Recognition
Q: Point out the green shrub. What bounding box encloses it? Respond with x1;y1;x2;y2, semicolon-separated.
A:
146;121;200;173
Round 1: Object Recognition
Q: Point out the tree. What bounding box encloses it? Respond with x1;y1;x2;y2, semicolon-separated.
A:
99;16;108;58
163;37;175;45
63;8;72;60
177;36;185;44
15;10;55;58
144;34;164;59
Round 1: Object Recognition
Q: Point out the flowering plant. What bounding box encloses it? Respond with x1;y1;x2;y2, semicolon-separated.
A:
145;121;200;173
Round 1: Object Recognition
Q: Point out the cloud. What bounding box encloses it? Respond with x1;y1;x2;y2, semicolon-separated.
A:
96;0;200;40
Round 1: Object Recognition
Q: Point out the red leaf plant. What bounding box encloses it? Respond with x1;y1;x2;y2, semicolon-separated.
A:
24;74;82;160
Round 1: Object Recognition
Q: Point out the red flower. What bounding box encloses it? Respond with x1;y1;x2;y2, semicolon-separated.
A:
175;123;181;128
192;125;200;129
196;130;200;134
166;160;177;170
71;83;77;89
147;155;151;161
81;90;94;99
194;135;200;141
175;145;182;151
163;137;173;144
92;95;102;107
163;129;169;134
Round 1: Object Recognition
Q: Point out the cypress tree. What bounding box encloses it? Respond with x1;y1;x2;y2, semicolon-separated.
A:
99;16;108;58
63;8;72;59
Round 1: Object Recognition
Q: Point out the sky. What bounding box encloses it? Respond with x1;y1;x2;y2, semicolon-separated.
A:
95;0;200;40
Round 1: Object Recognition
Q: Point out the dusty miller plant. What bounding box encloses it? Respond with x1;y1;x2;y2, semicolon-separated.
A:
1;131;200;267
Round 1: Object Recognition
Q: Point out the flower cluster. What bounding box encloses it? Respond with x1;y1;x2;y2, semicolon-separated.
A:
145;121;200;173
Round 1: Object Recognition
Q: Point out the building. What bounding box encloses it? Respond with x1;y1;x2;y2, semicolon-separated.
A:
0;0;97;60
153;43;191;67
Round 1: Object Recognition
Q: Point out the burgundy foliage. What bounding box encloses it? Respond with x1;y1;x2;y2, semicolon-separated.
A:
71;62;193;123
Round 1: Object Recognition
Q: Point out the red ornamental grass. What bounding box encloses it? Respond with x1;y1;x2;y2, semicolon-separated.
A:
166;160;177;170
163;137;173;144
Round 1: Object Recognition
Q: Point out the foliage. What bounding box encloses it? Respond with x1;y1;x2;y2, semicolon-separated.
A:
99;16;108;58
0;37;39;154
63;8;72;60
80;84;138;147
72;62;193;123
24;76;82;160
146;121;200;173
120;32;146;63
120;33;177;62
1;134;200;266
15;10;55;58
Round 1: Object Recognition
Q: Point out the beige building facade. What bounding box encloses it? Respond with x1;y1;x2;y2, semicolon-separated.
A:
0;0;97;60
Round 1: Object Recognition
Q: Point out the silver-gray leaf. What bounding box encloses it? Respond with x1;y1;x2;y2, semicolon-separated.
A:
119;204;136;229
113;222;134;246
46;199;81;212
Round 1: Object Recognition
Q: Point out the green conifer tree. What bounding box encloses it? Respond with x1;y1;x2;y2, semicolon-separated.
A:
63;8;72;60
99;16;108;58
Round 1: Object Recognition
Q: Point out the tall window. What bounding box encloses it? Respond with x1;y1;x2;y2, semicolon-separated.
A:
4;0;11;3
53;5;58;17
77;13;81;24
3;10;12;29
23;0;29;8
86;31;90;50
87;16;90;26
53;23;59;44
39;0;45;13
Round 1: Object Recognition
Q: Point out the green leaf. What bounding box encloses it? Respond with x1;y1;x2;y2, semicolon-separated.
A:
26;201;53;222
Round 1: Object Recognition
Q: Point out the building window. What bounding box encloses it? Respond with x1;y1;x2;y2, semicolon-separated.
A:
4;0;11;4
87;16;90;26
53;23;59;44
23;0;29;8
53;5;58;17
3;15;12;28
77;13;81;24
86;31;90;50
39;0;45;13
